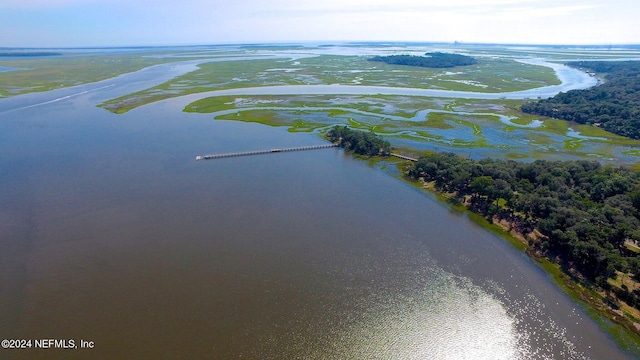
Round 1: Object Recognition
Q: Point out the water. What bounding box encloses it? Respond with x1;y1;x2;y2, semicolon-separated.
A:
0;48;595;116
0;66;23;73
0;63;636;359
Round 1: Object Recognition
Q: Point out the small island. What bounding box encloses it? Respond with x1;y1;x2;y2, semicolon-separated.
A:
368;52;477;68
326;125;391;156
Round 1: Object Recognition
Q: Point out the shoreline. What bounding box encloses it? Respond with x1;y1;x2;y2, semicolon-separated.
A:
394;165;640;355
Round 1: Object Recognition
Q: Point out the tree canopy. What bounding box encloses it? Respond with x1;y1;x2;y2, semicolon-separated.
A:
326;126;391;156
521;61;640;139
368;52;477;68
406;152;640;309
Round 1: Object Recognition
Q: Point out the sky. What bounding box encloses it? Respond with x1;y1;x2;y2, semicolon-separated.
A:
0;0;638;47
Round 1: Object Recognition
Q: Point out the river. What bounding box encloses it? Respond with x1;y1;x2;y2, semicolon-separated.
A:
0;50;596;115
0;50;635;359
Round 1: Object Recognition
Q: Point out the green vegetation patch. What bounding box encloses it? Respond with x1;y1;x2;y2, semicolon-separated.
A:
403;151;640;352
102;53;564;113
539;118;571;135
564;139;584;150
522;61;640;139
183;94;640;166
509;114;542;126
400;160;640;354
0;53;177;97
326;125;391;156
216;109;306;127
368;52;477;68
574;123;635;142
622;149;640;157
425;113;455;129
100;58;290;113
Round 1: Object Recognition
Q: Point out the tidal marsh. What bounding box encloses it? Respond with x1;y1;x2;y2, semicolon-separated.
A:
100;53;562;113
185;93;640;165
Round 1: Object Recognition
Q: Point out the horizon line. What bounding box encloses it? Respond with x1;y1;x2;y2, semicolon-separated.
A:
2;40;640;50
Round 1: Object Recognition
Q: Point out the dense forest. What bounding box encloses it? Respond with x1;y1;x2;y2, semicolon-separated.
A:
521;61;640;139
326;125;391;156
368;52;477;68
406;152;640;309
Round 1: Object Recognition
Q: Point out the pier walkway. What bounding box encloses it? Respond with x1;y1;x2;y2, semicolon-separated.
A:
390;153;418;162
196;143;338;160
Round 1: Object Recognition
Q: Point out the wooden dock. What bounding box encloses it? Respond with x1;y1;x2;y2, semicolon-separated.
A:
196;143;339;160
390;153;418;162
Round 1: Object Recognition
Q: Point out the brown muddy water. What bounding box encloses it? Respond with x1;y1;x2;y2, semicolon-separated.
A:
0;71;636;359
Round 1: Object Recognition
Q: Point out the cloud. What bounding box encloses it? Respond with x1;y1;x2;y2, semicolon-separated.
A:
0;0;632;46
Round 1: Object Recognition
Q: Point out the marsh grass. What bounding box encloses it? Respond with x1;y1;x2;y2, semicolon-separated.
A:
101;58;289;112
425;113;455;129
15;46;629;165
564;139;585;150
100;54;561;113
540;118;571;135
509;115;541;125
575;123;635;142
0;53;180;97
184;93;640;165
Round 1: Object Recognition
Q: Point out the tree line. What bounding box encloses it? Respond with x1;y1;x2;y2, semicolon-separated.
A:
406;151;640;309
521;61;640;139
328;126;640;310
326;126;391;156
368;52;477;68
